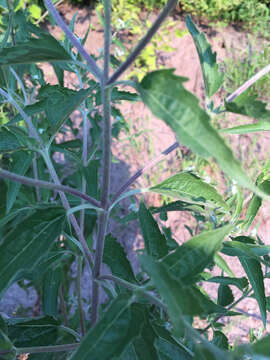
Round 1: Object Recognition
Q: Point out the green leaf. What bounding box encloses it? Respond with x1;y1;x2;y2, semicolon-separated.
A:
206;276;248;291
138;69;270;200
211;331;229;351
69;294;136;360
219;121;270;134
0;127;22;152
140;255;233;338
0;208;64;298
239;256;266;326
161;225;233;284
29;4;42;20
35;84;97;136
133;318;159;360
103;234;137;284
42;266;61;317
0;33;71;65
0;330;16;360
245;180;270;228
214;253;235;277
225;95;270;121
7;316;59;348
186;15;223;97
96;87;139;105
222;240;270;258
150;172;229;211
154;337;192;360
138;202;169;259
217;284;234;307
6;151;33;213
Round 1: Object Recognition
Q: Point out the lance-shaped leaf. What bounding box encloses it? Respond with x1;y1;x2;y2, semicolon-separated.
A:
42;266;62;317
69;294;138;360
133;317;159;360
138;202;169;259
6;151;33;213
162;225;233;284
220;121;270;135
138;69;270;200
186;15;223;97
225;94;270;121
0;208;64;299
103;234;137;284
0;33;71;65
206;276;248;291
149;172;229;211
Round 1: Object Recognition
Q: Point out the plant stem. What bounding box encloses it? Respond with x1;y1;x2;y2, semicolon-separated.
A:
107;0;178;85
43;0;103;81
0;168;100;207
111;141;179;203
91;0;112;327
32;154;41;202
226;63;270;102
59;284;69;327
77;256;86;336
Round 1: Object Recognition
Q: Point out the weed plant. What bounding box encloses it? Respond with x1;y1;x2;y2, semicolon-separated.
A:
1;1;270;359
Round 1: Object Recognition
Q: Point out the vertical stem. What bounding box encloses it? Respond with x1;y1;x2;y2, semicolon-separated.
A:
90;0;111;327
32;154;41;202
59;285;69;327
77;256;86;336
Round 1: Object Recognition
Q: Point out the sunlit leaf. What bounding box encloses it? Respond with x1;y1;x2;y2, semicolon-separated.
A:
220;121;270;134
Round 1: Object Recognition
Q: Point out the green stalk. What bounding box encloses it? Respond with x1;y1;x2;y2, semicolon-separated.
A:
77;256;86;336
90;0;112;327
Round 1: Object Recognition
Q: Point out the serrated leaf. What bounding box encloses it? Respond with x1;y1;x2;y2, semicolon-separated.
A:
217;284;234;307
138;202;169;259
162;225;233;284
103;234;137;284
220;121;270;134
225;95;270;121
6;151;33;213
239;256;266;326
0;208;64;299
214;253;235;277
69;294;136;360
206;276;248;291
186;15;223;97
0;33;71;65
42;266;61;317
35;84;96;136
150;172;229;211
138;69;270;201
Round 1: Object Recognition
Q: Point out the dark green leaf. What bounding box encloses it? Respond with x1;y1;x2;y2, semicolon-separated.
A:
0;33;71;65
0;127;22;152
138;69;269;200
7;316;59;348
42;266;61;317
96;87;139;105
211;331;229;350
138;202;169;259
162;225;233;284
103;234;137;284
69;294;135;360
0;208;64;298
239;256;266;326
0;330;16;360
6;151;33;213
225;95;270;121
206;276;248;291
150;172;228;211
133;317;158;360
155;337;192;360
222;241;270;258
217;284;234;307
220;121;270;134
186;15;223;97
83;159;100;200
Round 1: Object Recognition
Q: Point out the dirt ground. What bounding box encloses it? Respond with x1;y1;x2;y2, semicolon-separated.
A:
1;2;270;345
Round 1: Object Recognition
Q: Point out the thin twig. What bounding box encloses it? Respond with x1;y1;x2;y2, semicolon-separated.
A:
111;141;179;204
77;256;86;336
107;0;178;85
226;64;270;103
32;154;41;202
0;168;100;207
91;0;111;327
43;0;103;81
